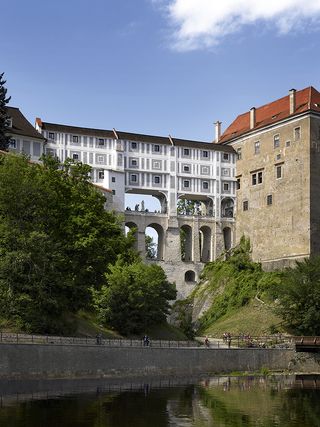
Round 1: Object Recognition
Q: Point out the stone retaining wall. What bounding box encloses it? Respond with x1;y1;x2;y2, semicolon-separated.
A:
0;343;294;379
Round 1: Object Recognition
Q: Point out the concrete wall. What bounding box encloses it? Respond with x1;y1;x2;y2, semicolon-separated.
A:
0;343;294;380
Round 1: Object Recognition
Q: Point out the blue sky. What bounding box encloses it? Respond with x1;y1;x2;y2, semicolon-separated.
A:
3;0;320;143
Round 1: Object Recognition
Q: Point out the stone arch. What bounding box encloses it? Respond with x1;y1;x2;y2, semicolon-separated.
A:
223;227;232;251
221;197;234;218
199;225;211;262
185;270;196;283
125;221;138;251
145;223;165;260
180;224;193;261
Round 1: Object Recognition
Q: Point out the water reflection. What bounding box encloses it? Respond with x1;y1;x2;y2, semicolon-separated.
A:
0;375;319;426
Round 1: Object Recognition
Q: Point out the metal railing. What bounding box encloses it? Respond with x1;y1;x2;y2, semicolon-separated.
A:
0;332;199;348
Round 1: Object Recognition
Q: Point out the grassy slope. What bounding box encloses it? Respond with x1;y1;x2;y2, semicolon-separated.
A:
202;300;284;337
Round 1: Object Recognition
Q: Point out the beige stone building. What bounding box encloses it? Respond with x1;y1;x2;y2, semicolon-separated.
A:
219;87;320;269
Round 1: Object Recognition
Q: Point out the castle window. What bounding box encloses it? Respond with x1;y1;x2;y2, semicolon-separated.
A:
274;134;280;149
72;135;79;143
154;176;161;184
267;194;273;205
72;153;79;160
112;177;116;183
202;181;209;189
223;182;229;192
237;178;241;190
183;165;190;173
183;180;190;188
294;127;301;140
130;158;138;168
98;138;105;146
236;148;242;160
48;132;55;140
276;154;281;161
243;200;248;211
286;140;291;147
98;155;104;163
98;170;104;180
183;148;190;156
131;142;137;150
254;141;260;154
112;189;116;195
276;165;282;179
202;150;209;158
130;174;137;182
223;153;229;161
252;171;263;185
153;144;160;152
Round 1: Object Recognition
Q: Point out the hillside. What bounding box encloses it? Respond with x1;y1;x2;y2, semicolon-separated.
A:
172;237;286;338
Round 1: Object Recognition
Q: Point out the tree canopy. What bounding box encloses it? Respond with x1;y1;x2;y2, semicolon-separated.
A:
93;257;177;335
273;257;320;335
0;153;129;333
0;72;11;151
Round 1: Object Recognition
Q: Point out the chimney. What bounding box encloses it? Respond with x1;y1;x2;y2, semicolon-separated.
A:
250;107;256;129
289;88;296;114
214;121;221;142
35;117;43;132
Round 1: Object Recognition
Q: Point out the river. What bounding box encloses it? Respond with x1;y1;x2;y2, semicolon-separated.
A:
0;375;319;426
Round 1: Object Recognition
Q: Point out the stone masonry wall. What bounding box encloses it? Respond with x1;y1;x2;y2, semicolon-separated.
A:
0;343;294;380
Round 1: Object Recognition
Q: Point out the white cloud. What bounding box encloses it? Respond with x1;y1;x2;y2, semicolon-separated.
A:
160;0;320;50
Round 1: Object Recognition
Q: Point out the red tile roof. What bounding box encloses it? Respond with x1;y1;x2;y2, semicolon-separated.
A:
219;86;320;144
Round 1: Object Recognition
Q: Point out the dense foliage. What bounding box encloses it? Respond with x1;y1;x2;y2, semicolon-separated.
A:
0;72;11;151
0;153;129;333
93;257;177;335
198;237;281;332
273;257;320;335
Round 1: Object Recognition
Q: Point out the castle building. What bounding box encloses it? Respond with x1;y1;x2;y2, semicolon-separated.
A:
35;119;236;220
6;107;45;161
219;86;320;269
34;119;236;296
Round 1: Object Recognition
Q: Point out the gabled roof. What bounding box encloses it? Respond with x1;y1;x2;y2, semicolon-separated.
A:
39;121;235;153
219;86;320;144
7;107;45;141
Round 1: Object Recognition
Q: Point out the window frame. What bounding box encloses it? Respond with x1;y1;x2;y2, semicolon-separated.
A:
267;194;273;206
48;132;55;140
294;126;301;141
72;135;79;143
273;134;280;149
98;170;105;180
276;165;282;179
254;140;260;155
243;200;249;211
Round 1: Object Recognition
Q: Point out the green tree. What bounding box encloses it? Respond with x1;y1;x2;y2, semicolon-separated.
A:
0;153;129;332
177;199;196;215
145;234;157;259
0;73;11;151
93;258;177;335
274;257;320;335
